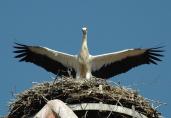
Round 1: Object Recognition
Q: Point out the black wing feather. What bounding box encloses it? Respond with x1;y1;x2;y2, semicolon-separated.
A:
14;43;76;77
92;47;163;79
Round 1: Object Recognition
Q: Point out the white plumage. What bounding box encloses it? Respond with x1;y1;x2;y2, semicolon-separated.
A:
14;27;163;79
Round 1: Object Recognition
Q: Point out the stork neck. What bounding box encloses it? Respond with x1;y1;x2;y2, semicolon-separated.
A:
81;33;89;52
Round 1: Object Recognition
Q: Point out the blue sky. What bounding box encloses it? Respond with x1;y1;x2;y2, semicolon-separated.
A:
0;0;171;117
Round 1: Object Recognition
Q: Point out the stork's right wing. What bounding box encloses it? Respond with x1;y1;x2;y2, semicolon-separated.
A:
91;47;163;79
14;43;77;77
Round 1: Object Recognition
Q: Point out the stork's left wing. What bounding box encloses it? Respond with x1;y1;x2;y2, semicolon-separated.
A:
14;43;77;77
91;47;163;79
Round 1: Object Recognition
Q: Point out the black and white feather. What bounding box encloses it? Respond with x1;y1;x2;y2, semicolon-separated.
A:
14;43;77;77
91;47;164;79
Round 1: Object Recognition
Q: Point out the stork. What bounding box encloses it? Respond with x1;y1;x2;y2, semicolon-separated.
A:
14;27;163;79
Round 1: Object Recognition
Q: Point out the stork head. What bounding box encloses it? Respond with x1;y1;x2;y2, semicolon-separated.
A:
82;27;87;35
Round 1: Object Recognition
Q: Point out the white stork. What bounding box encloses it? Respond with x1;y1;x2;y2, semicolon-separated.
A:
14;27;163;79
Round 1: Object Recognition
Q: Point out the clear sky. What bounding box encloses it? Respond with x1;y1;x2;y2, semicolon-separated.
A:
0;0;170;117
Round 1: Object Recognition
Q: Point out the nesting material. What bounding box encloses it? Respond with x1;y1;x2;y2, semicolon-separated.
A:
7;77;161;118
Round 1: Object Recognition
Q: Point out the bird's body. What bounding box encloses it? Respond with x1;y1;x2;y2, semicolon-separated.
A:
14;27;163;79
77;28;92;79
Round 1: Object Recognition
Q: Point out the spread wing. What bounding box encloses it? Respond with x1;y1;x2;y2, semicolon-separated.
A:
91;47;163;79
14;43;77;77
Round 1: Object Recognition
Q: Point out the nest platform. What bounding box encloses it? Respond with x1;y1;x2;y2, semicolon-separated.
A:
7;77;162;118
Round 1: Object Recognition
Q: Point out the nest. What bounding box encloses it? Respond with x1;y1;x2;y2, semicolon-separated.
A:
7;77;162;118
